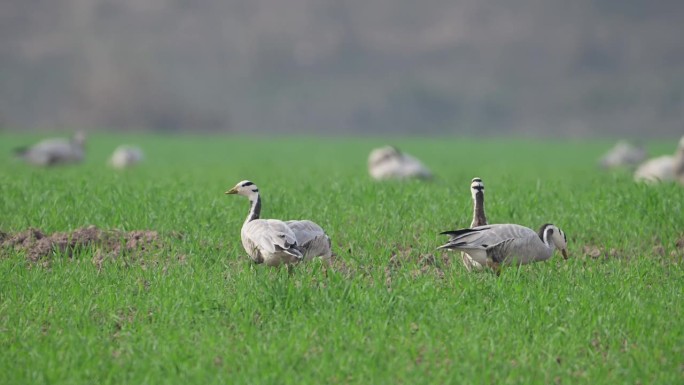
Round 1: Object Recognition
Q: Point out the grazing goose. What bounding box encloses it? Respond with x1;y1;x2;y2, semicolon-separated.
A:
14;131;86;166
108;145;144;169
598;141;647;169
284;220;332;265
460;177;488;271
438;223;568;269
225;180;303;266
368;145;433;181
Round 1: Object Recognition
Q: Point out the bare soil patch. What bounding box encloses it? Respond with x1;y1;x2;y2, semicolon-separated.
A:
0;226;162;265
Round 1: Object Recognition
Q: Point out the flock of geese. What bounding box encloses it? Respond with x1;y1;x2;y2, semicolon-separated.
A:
599;135;684;184
13;132;144;169
224;177;568;273
10;133;683;273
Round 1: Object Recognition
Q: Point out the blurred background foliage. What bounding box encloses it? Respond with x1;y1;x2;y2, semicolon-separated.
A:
1;0;683;137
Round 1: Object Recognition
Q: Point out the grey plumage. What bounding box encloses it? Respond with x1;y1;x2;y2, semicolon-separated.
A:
439;223;569;268
15;132;86;166
285;220;332;264
226;180;302;267
225;180;332;267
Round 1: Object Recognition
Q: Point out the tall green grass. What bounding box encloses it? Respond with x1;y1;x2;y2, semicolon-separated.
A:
1;134;682;384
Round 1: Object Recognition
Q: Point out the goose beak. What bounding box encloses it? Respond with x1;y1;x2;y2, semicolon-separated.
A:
225;187;238;195
561;248;568;260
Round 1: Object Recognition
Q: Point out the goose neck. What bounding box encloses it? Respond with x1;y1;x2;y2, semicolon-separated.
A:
245;193;261;225
471;191;487;227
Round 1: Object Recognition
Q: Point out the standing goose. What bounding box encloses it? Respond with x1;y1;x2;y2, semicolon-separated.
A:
438;223;568;269
460;177;487;271
225;180;303;266
14;131;86;166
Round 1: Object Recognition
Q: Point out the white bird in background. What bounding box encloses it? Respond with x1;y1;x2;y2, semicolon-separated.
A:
598;140;647;169
459;177;488;272
368;145;433;181
108;145;144;169
225;180;332;267
14;132;86;166
634;136;684;184
438;223;569;271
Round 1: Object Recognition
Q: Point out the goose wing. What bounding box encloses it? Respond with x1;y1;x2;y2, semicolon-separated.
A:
17;139;75;165
286;220;332;260
440;224;535;247
285;220;326;247
485;235;548;264
243;219;301;257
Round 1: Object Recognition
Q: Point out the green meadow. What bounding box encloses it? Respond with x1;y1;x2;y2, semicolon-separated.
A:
1;134;683;384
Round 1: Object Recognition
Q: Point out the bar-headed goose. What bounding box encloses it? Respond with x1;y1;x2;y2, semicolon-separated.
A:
225;180;303;266
15;131;86;166
438;223;568;269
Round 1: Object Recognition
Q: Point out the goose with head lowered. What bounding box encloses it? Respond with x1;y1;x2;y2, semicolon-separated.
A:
225;180;332;267
438;223;568;270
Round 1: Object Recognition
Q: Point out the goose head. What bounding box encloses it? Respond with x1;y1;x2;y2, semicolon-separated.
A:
470;177;484;200
539;224;568;259
225;180;260;199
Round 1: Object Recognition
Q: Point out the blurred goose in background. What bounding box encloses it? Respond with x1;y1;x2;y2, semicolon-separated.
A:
598;140;647;169
368;145;433;181
634;155;674;183
634;136;684;184
14;131;86;166
108;145;144;169
225;180;302;266
438;223;568;270
460;177;488;271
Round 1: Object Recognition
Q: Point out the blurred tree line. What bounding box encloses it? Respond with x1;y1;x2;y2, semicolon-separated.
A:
0;0;683;136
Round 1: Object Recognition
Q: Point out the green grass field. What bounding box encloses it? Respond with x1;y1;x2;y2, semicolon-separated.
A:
1;134;683;384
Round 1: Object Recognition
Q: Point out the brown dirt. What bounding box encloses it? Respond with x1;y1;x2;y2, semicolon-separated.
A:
677;235;684;250
0;226;162;265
